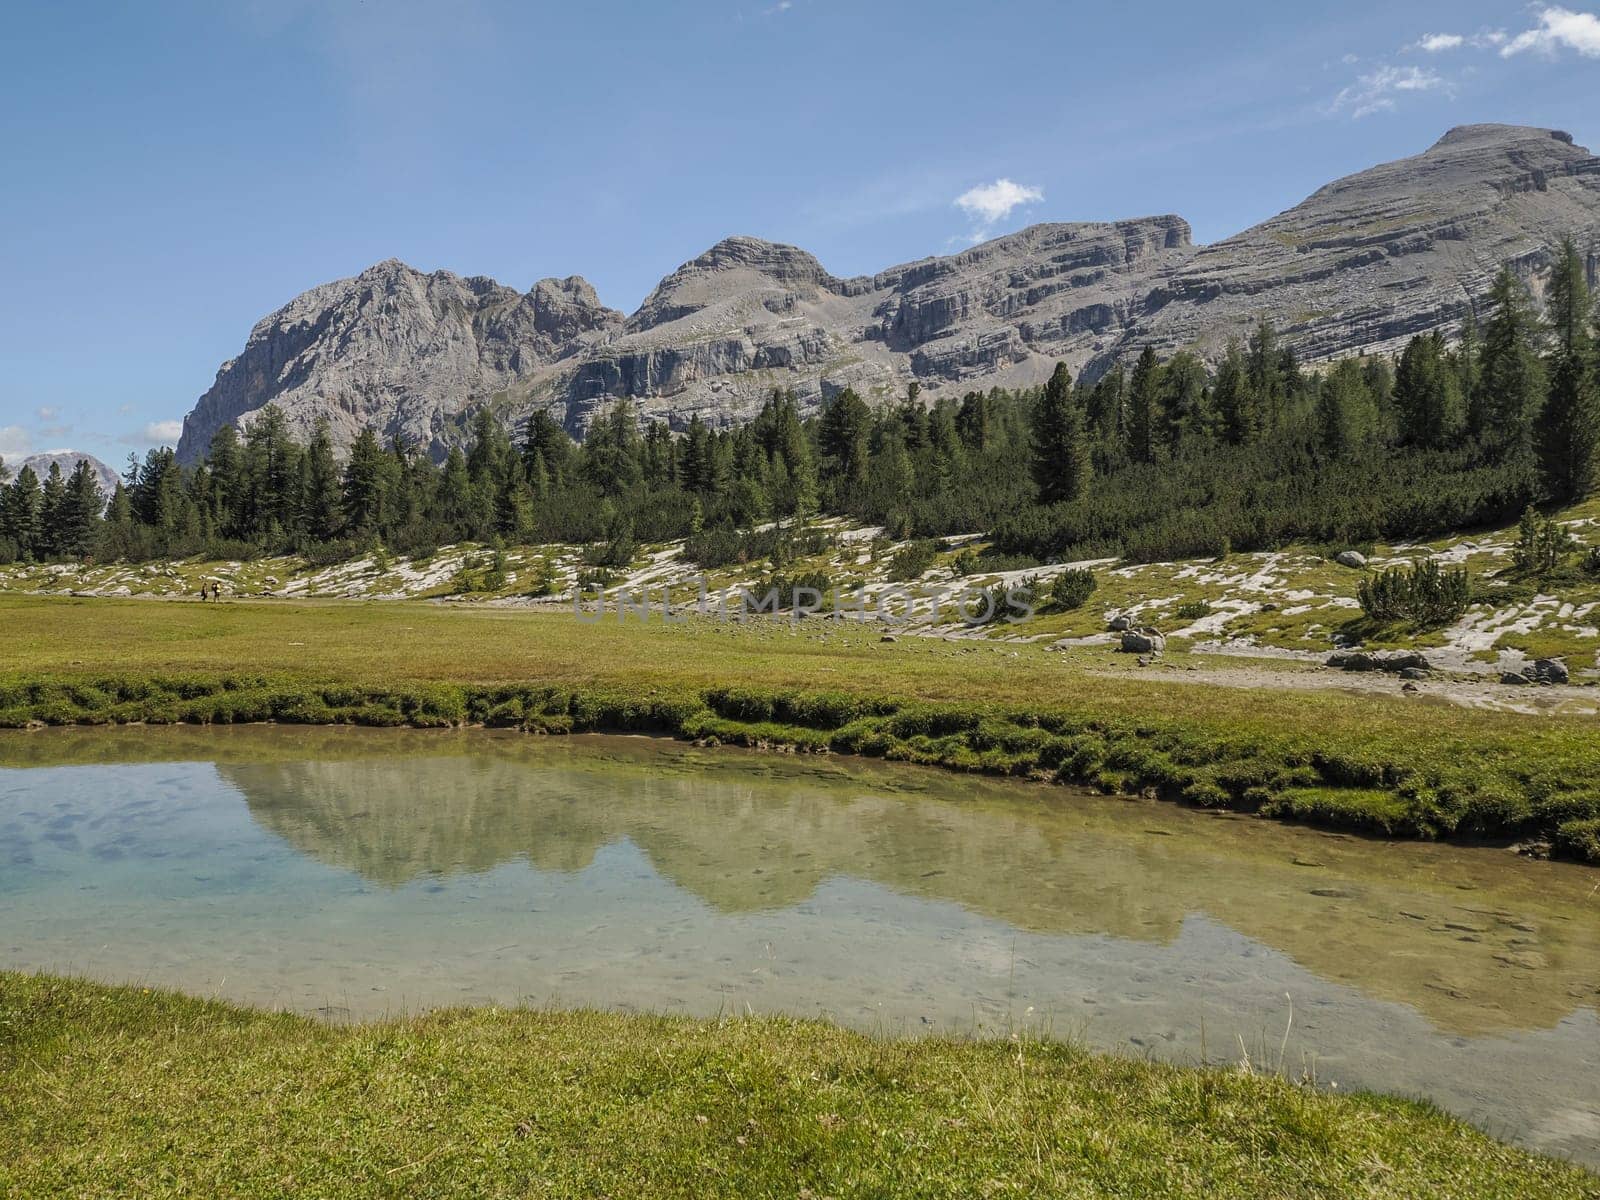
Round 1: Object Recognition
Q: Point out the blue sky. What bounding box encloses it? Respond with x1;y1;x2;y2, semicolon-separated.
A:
2;0;1598;467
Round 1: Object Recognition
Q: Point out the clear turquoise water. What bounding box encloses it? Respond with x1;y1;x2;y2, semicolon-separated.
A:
1;726;1596;1163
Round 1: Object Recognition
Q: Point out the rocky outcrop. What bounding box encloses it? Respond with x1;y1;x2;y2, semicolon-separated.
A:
177;125;1600;462
15;451;120;497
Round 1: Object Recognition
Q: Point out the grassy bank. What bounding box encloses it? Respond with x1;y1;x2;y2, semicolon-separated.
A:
0;973;1590;1199
3;594;1599;860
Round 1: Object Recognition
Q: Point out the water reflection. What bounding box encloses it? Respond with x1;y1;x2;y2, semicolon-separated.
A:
221;735;1600;1038
1;726;1597;1164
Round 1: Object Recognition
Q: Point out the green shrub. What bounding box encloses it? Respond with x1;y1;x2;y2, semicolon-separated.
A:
1174;600;1212;621
1357;559;1470;627
1512;506;1577;575
886;540;939;582
1050;568;1097;611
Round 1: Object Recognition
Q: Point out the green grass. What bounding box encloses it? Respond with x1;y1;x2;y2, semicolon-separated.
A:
0;973;1591;1199
3;594;1600;859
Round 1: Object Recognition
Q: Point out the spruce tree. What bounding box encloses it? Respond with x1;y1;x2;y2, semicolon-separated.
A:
1126;346;1161;464
1316;359;1377;459
59;459;104;556
302;419;343;542
1;466;42;558
342;427;389;534
1212;342;1252;445
1475;267;1546;453
1246;318;1284;436
38;463;66;558
1393;332;1463;448
1030;362;1087;505
1540;237;1600;500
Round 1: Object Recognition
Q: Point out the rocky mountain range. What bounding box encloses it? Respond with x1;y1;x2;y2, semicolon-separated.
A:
13;451;120;498
176;124;1600;463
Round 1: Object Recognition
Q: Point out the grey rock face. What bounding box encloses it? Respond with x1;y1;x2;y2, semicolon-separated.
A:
177;125;1600;462
1334;550;1368;569
15;451;120;497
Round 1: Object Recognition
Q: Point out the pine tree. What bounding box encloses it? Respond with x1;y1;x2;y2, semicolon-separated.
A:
302;419;343;542
1030;362;1087;505
1212;342;1252;445
1126;346;1161;464
1475;267;1546;453
1246;317;1285;437
522;409;575;489
1;466;42;558
1539;237;1600;500
1393;332;1463;448
38;463;66;558
1316;359;1378;459
1158;351;1210;452
59;459;104;557
342;427;390;534
818;389;871;497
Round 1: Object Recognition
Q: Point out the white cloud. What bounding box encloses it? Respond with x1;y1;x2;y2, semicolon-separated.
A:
143;420;184;445
0;426;32;460
1329;64;1447;118
954;178;1044;240
1502;6;1600;57
1472;30;1509;48
35;406;58;422
1416;33;1464;51
120;420;183;448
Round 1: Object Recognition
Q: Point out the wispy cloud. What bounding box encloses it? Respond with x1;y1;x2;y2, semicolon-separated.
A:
121;420;184;448
1329;64;1447;118
1415;33;1464;52
954;178;1044;241
1502;6;1600;57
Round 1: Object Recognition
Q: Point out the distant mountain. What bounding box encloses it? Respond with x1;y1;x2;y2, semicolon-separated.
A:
14;451;120;498
176;124;1600;463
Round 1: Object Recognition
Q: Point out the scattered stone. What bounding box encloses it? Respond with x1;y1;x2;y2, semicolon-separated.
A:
879;634;898;643
1532;658;1569;684
1109;615;1134;632
1334;550;1368;569
1326;649;1431;673
1500;671;1531;686
1398;666;1430;681
1120;629;1166;655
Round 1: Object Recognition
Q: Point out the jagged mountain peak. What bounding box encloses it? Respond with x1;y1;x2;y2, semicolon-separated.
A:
178;123;1600;462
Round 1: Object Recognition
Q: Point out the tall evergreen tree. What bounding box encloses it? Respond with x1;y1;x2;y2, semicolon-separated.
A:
1;465;42;558
302;419;343;541
1246;318;1285;437
1031;362;1087;505
1126;346;1161;464
1316;359;1378;459
1393;332;1463;449
1476;267;1546;453
1540;237;1600;500
59;459;105;556
38;463;67;557
341;427;390;535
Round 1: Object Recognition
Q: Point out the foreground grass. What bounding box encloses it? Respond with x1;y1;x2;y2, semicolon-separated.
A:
0;974;1591;1199
3;594;1600;860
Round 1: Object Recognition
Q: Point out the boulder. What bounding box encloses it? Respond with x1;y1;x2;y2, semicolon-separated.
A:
1120;629;1166;655
1109;615;1134;632
1500;671;1531;686
1532;658;1570;685
1398;666;1430;681
1334;550;1368;569
1325;649;1431;673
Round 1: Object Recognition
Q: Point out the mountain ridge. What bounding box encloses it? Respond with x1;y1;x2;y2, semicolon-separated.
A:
176;124;1600;463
